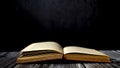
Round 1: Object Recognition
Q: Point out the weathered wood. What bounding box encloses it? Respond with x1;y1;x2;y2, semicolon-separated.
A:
0;52;19;68
0;52;8;57
0;50;120;68
101;50;120;62
14;64;85;68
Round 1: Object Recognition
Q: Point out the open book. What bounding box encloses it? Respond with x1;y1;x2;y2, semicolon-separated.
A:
16;41;111;63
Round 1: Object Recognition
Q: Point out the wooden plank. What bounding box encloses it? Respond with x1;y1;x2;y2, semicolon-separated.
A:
84;63;103;68
14;64;35;68
111;63;120;68
100;63;115;68
14;63;86;68
0;52;19;68
100;50;120;62
75;63;85;68
84;63;114;68
63;64;85;68
0;52;8;57
116;50;120;53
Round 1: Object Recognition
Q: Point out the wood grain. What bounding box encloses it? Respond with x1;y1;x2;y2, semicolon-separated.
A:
0;50;120;68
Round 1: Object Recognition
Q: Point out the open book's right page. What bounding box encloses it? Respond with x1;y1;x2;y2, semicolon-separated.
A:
63;46;108;56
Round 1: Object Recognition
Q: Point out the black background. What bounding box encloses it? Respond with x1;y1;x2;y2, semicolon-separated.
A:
1;0;119;51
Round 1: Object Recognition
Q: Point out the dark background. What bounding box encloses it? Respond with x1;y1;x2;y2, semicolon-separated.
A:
1;0;119;51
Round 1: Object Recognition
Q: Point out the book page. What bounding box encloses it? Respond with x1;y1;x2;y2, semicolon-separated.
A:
63;46;107;56
21;41;63;53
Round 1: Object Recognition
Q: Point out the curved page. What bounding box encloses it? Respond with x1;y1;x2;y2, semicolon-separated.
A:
64;46;107;56
21;41;63;53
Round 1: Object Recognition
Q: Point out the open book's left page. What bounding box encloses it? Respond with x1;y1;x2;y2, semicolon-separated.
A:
21;41;63;53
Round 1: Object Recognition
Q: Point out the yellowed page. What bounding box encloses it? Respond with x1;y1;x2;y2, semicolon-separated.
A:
63;46;107;56
21;41;63;53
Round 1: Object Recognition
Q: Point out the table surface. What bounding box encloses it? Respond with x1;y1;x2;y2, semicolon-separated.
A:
0;50;120;68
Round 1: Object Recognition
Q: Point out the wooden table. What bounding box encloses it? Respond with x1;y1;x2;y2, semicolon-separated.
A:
0;50;120;68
